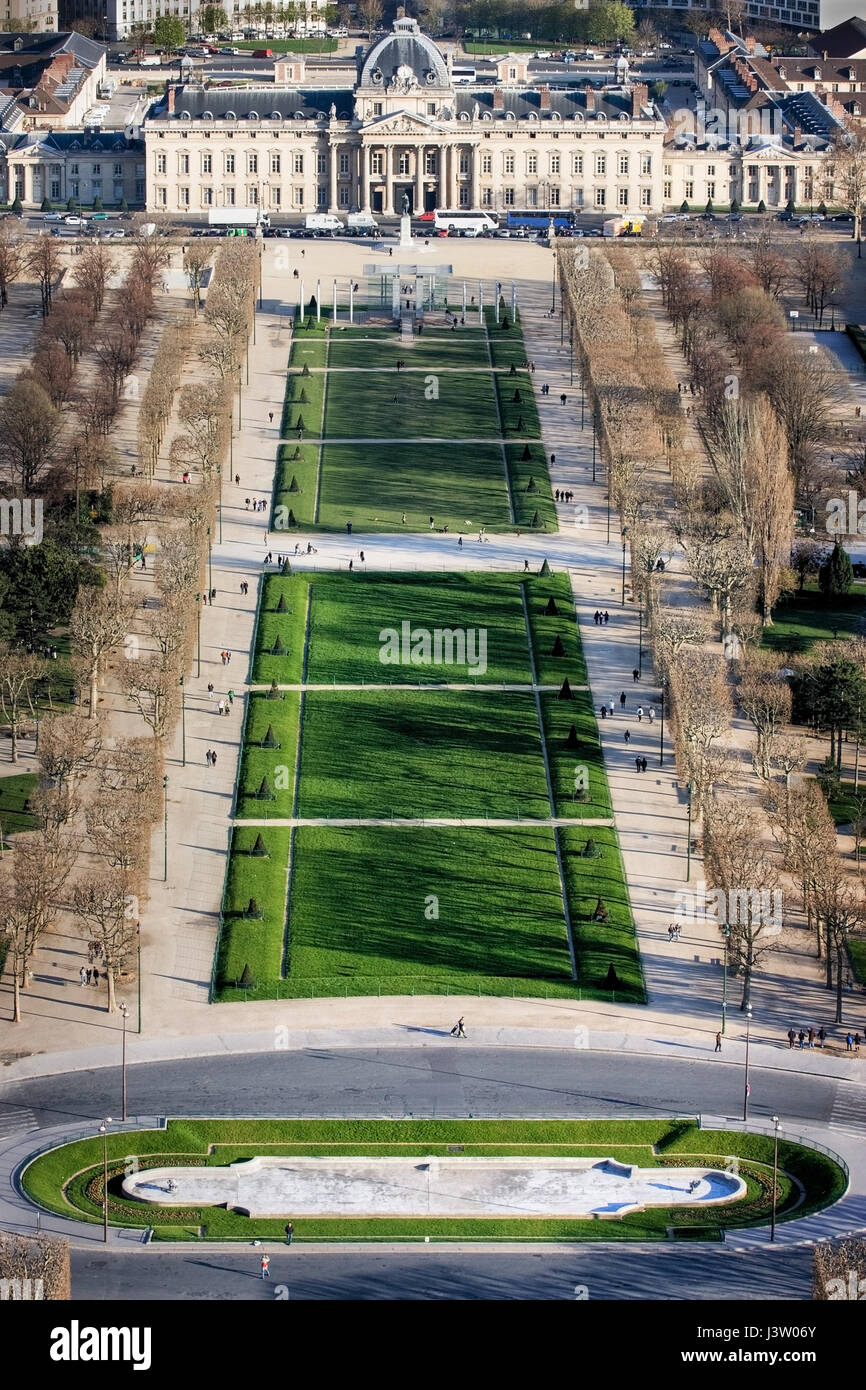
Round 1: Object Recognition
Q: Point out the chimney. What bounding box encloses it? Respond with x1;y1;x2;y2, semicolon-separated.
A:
585;83;596;113
539;83;550;110
166;82;176;114
823;50;828;60
493;86;505;109
793;124;801;147
632;81;648;117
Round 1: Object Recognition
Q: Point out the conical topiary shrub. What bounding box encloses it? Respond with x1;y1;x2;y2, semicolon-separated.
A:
239;963;255;986
287;509;297;527
565;723;579;748
276;593;288;612
526;476;537;493
261;724;280;748
308;296;317;316
289;475;300;492
583;838;601;858
558;677;575;700
257;776;275;800
295;414;305;432
501;315;510;329
516;415;525;431
531;510;540;527
539;559;551;576
552;634;565;657
281;559;291;575
271;636;287;656
293;445;302;460
521;443;531;461
509;363;517;376
306;316;314;329
302;362;310;376
593;898;609;921
298;388;308;404
267;681;281;700
250;833;269;857
603;963;621;990
544;596;559;616
513;389;521;403
245;896;263;917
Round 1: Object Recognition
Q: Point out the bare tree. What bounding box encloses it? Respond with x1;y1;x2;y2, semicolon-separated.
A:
0;826;76;1020
765;347;842;491
37;712;104;791
75;240;113;315
813;873;866;1021
737;658;793;779
0;376;60;493
26;234;62;317
0;647;43;763
71;874;138;1013
0;223;22;310
183;240;212;313
748;233;789;300
668;648;732;819
86;793;150;876
702;796;782;1011
823;119;866;256
69;589;136;719
120;656;179;741
0;1232;70;1299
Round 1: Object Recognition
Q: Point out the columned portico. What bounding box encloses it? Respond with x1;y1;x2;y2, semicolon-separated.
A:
329;141;338;214
415;143;424;215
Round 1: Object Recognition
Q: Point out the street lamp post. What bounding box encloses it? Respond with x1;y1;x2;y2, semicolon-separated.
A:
179;675;186;766
770;1115;781;1240
99;1117;113;1243
743;1002;754;1122
569;318;574;386
237;365;242;430
686;781;693;881
207;527;213;598
194;596;201;679
621;527;628;607
163;775;168;882
659;679;665;767
119;1001;128;1122
638;601;643;677
550;252;556;313
721;922;730;1034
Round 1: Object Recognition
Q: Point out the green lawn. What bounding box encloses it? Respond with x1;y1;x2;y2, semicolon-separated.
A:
543;692;613;820
506;442;557;531
234;692;300;819
763;583;866;655
297;690;551;819
22;1118;845;1243
327;330;489;372
287;825;573;990
525;570;588;685
251;581;308;685
272;442;318;532
218;825;292;988
323;363;501;438
0;772;39;835
316;442;511;531
562;826;644;999
281;361;325;439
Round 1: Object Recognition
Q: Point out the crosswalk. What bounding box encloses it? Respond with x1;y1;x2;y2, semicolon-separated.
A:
0;1107;38;1141
829;1083;866;1135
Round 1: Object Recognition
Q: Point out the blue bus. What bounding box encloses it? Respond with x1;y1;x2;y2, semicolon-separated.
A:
506;209;577;232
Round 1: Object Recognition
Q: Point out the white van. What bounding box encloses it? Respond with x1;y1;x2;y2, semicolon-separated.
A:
305;213;343;233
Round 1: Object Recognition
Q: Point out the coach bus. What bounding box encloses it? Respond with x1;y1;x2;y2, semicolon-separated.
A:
505;209;578;233
433;208;499;235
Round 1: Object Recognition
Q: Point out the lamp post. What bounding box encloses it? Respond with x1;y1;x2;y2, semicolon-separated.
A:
119;1001;128;1122
638;601;643;678
742;1002;754;1122
207;527;213;598
179;675;186;766
550;251;556;313
237;365;242;430
217;463;223;544
194;595;201;678
163;774;168;882
721;921;730;1034
770;1115;781;1240
686;780;693;881
659;678;665;766
99;1117;113;1243
569;317;574;386
621;527;628;607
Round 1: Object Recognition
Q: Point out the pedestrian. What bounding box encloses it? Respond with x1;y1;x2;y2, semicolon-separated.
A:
79;965;87;986
556;489;561;502
221;651;227;666
92;967;99;987
245;498;250;510
207;683;214;700
635;756;642;773
640;757;647;772
808;1027;815;1048
798;1030;806;1048
226;652;231;665
550;453;556;466
430;516;435;530
524;559;529;572
218;699;225;716
560;393;567;405
211;751;217;766
608;700;614;717
360;551;365;563
818;1027;826;1047
600;704;607;719
206;749;212;766
228;690;235;705
401;512;406;524
846;1033;854;1052
856;1033;862;1053
787;1027;796;1049
620;691;626;709
348;559;353;572
637;706;643;722
210;589;216;602
648;708;655;724
261;1254;270;1279
86;967;92;985
285;1222;294;1246
603;611;609;624
235;473;240;486
269;411;274;424
202;593;208;606
457;536;463;547
632;668;639;683
714;1032;722;1053
624;729;631;744
450;1016;467;1038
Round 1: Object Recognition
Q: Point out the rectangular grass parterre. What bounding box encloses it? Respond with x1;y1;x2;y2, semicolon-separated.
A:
323;363;501;439
316;442;511;532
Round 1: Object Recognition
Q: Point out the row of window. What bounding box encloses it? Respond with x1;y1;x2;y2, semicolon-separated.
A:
152;184;654;212
14;161;132;177
154;149;656;178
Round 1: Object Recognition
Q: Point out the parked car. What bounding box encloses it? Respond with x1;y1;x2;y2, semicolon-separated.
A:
832;211;854;221
43;211;62;221
218;46;240;54
64;214;85;225
726;213;742;222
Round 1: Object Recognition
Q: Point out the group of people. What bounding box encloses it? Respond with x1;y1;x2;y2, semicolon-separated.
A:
667;924;683;942
592;611;610;626
245;498;268;513
633;756;650;773
555;490;575;503
788;1027;826;1048
79;939;105;987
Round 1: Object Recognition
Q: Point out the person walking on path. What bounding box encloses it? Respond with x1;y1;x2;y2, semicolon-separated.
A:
619;691;626;709
637;706;643;722
211;751;217;767
92;967;99;987
808;1028;815;1048
285;1223;294;1246
218;699;225;716
603;611;609;624
787;1027;796;1048
608;700;614;717
206;750;212;766
633;668;640;683
79;965;88;986
269;411;274;424
228;690;235;706
648;707;655;724
846;1033;854;1051
635;756;642;773
261;1254;270;1279
798;1030;806;1048
600;704;607;719
714;1032;722;1053
207;684;214;701
624;729;631;744
450;1017;467;1038
640;757;648;772
818;1027;826;1047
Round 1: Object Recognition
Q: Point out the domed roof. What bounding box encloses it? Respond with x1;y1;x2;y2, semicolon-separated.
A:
358;17;451;91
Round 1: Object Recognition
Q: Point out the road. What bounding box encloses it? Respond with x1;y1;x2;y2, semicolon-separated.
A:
2;1047;852;1300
